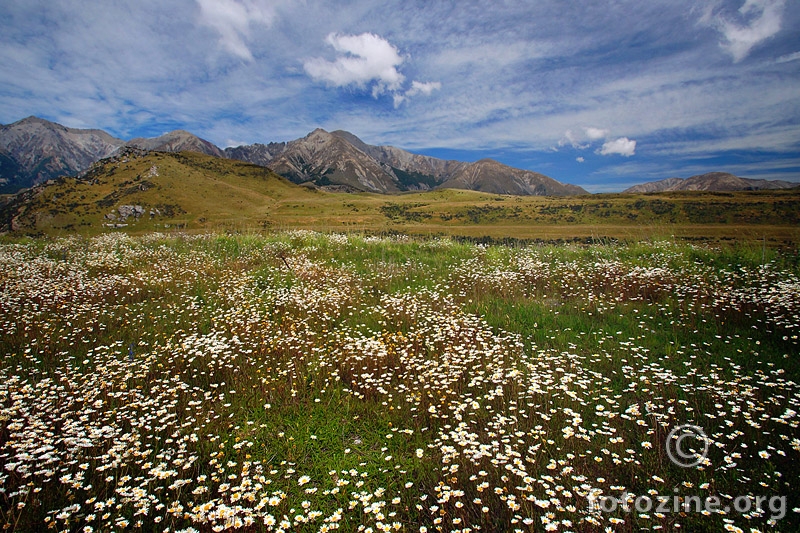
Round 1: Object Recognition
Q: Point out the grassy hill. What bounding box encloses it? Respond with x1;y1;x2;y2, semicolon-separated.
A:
2;150;799;245
1;149;315;233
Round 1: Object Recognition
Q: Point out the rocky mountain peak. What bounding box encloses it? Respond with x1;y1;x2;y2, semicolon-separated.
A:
15;116;54;127
330;130;370;152
305;128;333;141
126;130;224;158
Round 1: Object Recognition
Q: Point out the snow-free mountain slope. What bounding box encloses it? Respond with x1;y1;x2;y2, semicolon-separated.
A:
0;117;124;191
126;130;225;158
624;173;797;193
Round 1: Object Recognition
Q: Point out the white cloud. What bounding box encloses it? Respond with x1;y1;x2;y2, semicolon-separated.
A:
393;81;442;107
432;41;549;69
584;127;608;140
598;137;636;157
776;51;800;63
576;156;585;163
559;126;610;149
196;0;276;61
304;32;405;92
406;80;442;97
560;129;587;149
305;33;440;107
713;0;786;62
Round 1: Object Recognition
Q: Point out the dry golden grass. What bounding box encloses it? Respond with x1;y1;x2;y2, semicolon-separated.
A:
2;150;798;246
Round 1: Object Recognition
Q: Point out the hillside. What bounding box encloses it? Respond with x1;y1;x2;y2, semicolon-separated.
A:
0;149;316;234
624;172;798;193
439;158;587;196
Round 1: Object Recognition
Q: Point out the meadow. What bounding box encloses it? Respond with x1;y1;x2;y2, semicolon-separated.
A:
1;231;799;532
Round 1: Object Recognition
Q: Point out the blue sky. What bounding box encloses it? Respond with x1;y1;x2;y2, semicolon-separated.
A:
1;0;799;191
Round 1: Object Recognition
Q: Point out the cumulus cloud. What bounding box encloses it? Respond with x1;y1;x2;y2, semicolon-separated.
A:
304;32;405;92
304;32;440;107
598;137;636;157
712;0;786;62
196;0;276;61
576;156;585;163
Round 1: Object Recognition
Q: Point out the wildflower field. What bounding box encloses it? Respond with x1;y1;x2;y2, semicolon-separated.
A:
1;231;799;532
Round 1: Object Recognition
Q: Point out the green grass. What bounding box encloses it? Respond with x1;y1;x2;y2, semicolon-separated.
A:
1;232;799;532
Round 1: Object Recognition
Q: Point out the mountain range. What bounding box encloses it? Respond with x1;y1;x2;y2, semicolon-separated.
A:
2;116;796;197
0;116;585;196
623;173;798;193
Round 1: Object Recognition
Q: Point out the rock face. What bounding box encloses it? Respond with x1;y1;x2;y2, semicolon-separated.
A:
0;149;21;190
624;173;798;193
0;117;124;192
117;205;145;220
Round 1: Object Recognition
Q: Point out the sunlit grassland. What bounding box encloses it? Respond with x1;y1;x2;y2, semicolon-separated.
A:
1;232;799;532
3;150;799;246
